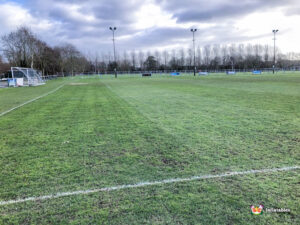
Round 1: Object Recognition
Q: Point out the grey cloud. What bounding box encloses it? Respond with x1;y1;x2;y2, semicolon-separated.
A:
23;0;140;41
284;6;300;16
157;0;297;22
27;0;141;25
2;0;299;53
116;24;270;51
121;27;192;48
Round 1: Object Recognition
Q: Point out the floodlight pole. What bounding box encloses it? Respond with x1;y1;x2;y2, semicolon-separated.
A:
191;29;197;76
272;29;279;74
110;27;117;78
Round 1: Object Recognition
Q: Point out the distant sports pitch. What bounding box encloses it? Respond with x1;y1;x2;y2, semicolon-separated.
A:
0;73;299;224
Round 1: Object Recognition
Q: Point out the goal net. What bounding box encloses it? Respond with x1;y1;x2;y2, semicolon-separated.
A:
11;67;45;86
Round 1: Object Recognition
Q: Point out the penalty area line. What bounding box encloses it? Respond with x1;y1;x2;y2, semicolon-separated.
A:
0;166;299;206
0;84;65;117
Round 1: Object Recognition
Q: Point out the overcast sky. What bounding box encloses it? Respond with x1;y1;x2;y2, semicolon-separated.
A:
1;0;300;55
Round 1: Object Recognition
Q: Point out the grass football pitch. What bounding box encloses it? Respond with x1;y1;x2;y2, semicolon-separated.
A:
0;73;299;224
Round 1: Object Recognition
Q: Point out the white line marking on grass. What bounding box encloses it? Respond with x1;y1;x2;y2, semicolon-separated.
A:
0;84;65;117
0;166;299;206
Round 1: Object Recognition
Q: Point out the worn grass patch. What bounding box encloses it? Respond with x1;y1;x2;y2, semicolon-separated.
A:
68;83;89;86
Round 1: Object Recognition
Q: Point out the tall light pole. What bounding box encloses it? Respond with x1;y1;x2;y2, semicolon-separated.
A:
109;27;117;78
191;28;197;76
272;29;279;74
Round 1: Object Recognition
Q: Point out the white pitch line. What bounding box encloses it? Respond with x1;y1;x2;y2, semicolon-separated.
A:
0;84;65;117
0;166;299;206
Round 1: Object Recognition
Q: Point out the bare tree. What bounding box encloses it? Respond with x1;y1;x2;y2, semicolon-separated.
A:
154;50;161;70
187;48;193;68
211;44;221;69
246;44;253;56
203;45;211;68
253;44;263;68
196;46;202;67
229;44;237;70
162;50;169;70
138;50;144;70
121;50;130;71
221;45;228;66
56;44;83;76
179;48;185;69
237;44;245;69
263;45;270;65
1;26;38;68
146;50;151;59
93;52;99;74
169;49;179;70
130;50;136;70
0;55;10;75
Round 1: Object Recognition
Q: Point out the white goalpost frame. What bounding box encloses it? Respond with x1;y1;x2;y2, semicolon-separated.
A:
11;67;45;86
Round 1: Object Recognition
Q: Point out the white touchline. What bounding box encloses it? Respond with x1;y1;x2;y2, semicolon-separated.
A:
0;166;299;206
0;84;65;117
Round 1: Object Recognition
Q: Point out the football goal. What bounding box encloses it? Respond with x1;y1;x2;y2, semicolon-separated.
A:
11;67;45;86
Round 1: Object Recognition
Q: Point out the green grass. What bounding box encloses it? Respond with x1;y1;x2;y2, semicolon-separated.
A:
0;78;67;114
0;73;299;224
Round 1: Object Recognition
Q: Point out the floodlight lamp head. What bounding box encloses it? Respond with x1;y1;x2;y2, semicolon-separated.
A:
114;27;117;30
109;27;112;30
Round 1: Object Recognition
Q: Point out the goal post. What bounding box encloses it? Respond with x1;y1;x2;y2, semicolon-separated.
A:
11;67;45;86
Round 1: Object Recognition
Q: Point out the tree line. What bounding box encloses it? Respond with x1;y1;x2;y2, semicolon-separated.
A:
106;44;300;72
0;27;89;76
1;27;300;76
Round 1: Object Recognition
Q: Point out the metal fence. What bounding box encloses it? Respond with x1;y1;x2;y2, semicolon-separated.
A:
42;75;58;81
74;68;300;76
